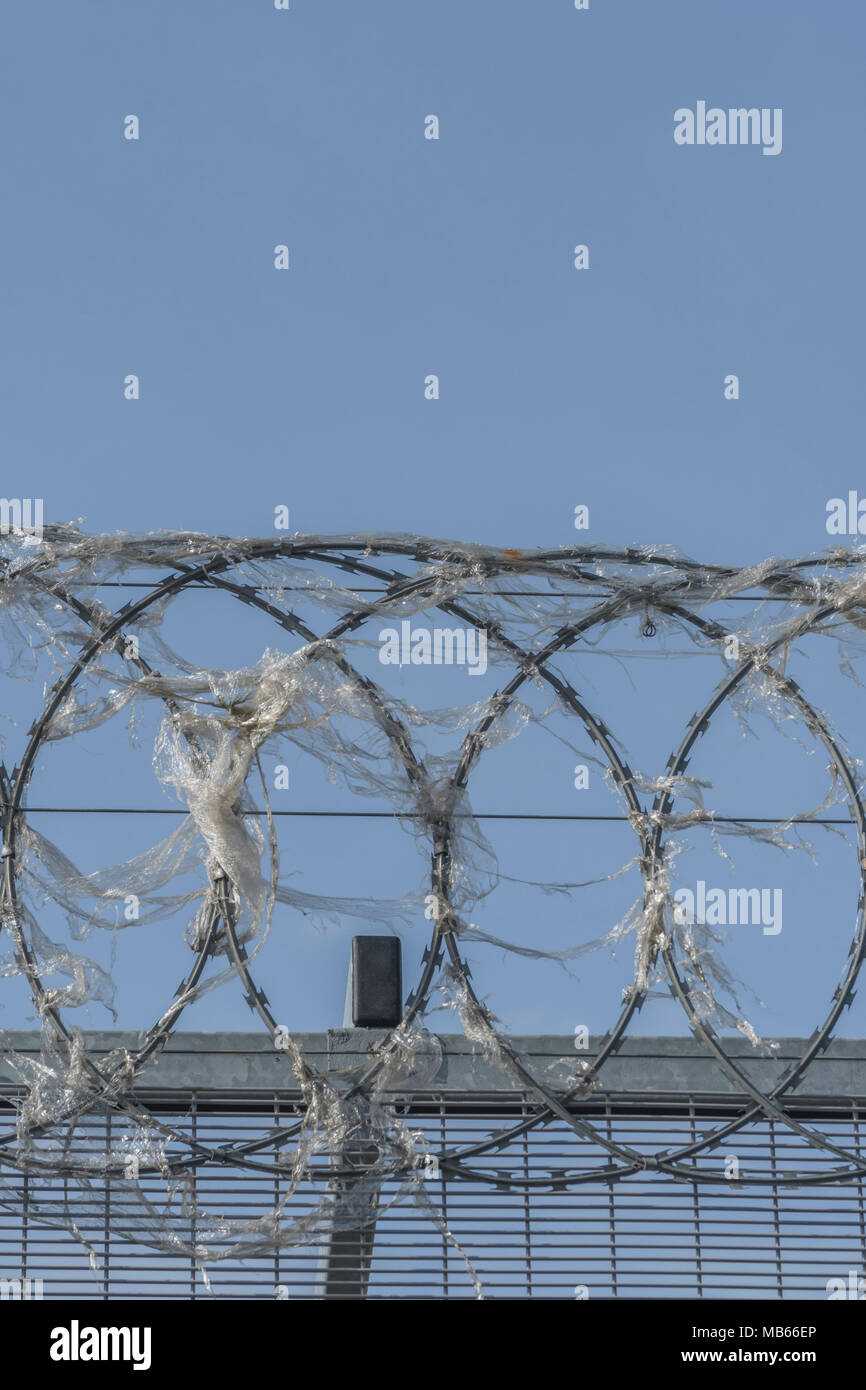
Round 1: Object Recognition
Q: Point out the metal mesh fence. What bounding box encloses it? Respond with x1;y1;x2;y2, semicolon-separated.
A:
1;1085;862;1300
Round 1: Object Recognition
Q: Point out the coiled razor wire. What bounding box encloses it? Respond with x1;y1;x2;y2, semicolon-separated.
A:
1;527;866;1281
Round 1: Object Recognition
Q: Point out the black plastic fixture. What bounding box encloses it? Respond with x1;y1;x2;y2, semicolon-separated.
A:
350;936;402;1027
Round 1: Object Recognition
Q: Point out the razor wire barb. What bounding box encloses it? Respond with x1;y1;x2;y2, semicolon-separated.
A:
0;527;865;1277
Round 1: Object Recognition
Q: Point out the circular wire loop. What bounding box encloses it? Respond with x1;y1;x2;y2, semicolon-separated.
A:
0;537;864;1190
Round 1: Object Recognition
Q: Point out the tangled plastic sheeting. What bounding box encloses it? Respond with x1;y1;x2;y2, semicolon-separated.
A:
1;525;866;1290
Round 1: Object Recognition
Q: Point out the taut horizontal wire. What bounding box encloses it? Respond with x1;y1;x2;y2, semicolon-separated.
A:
66;582;808;601
14;808;858;824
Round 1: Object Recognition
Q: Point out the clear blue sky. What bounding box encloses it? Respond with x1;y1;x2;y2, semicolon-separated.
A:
2;1;865;1055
